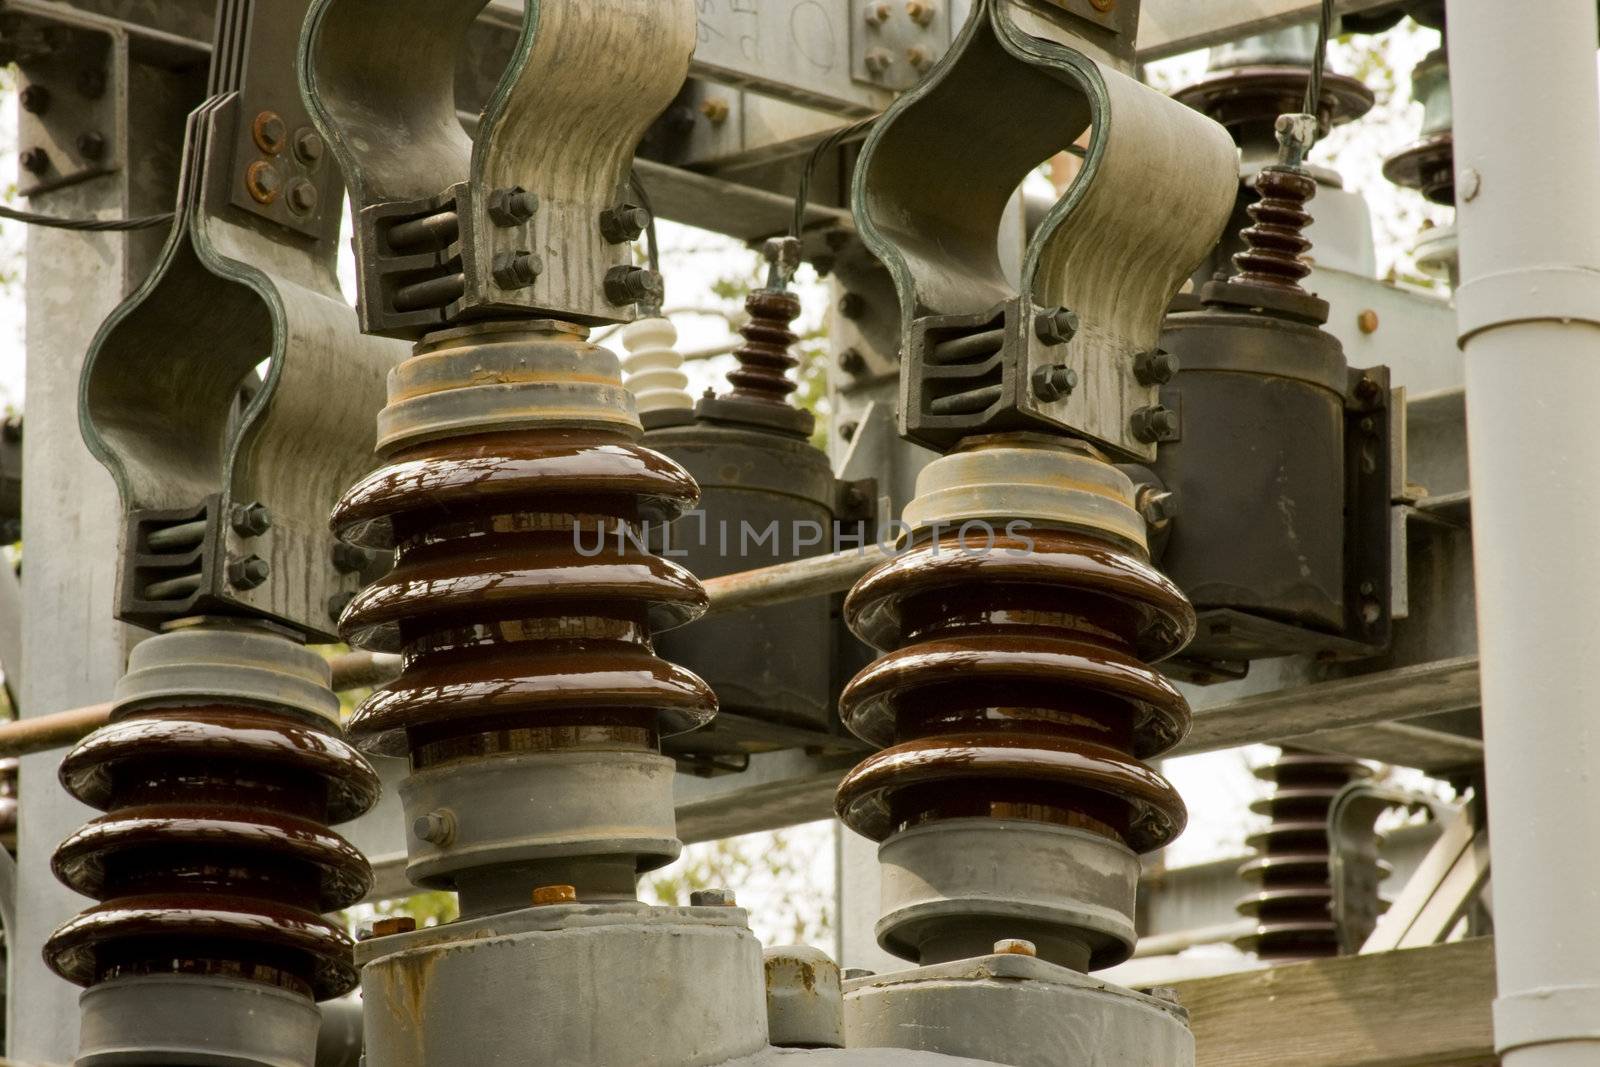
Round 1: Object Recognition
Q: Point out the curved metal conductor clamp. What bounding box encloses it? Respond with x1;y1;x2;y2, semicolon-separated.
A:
80;71;403;638
853;0;1238;460
301;0;696;337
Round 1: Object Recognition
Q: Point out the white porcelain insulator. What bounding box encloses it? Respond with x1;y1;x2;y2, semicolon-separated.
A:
620;316;693;415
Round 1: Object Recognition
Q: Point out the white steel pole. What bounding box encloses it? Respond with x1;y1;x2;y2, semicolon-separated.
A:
1447;2;1600;1063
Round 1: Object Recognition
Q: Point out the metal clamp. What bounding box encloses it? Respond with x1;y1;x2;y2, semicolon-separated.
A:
301;0;695;335
79;0;404;640
852;0;1236;459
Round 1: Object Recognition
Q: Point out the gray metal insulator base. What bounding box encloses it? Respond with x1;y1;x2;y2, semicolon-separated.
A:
359;901;770;1066
844;955;1194;1067
76;974;321;1067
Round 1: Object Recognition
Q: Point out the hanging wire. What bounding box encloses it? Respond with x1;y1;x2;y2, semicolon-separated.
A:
628;170;663;315
791;114;878;241
1301;0;1336;143
0;202;175;232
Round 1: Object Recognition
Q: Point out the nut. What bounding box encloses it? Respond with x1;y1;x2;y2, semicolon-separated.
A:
76;131;106;161
372;916;417;937
533;884;578;906
286;178;319;215
493;251;543;290
1130;405;1179;444
599;202;652;244
690;888;737;907
1034;306;1080;345
230;502;272;537
293;128;325;166
227;555;271;590
838;348;867;375
332;542;374;574
838;292;867;319
864;48;894;76
994;938;1037;957
19;148;51;176
604;265;663;306
412;809;457;846
906;0;937;24
1133;349;1179;386
1137;486;1177;528
252;111;287;155
488;186;539;227
245;160;283;205
864;2;891;26
906;46;931;69
1031;364;1078;403
18;85;51;115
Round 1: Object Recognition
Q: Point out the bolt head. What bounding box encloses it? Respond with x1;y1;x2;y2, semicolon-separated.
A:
839;347;867;375
286;178;319;215
293;127;325;166
19;148;50;176
489;186;540;227
533;884;578;906
838;292;867;319
599;202;650;243
1133;349;1178;386
906;46;931;69
864;2;891;25
906;0;936;24
230;502;272;537
75;131;106;161
18;85;51;115
1357;309;1380;335
252;111;287;155
1031;363;1078;403
227;555;271;590
372;916;417;937
1138;487;1177;527
690;888;737;907
246;160;283;205
332;541;374;574
1131;404;1179;443
605;265;663;306
412;810;456;846
864;47;894;75
493;251;544;290
699;97;731;125
1034;306;1080;346
994;938;1037;957
840;420;859;441
326;591;355;621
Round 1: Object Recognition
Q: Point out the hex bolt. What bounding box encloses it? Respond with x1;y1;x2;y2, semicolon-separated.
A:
286;179;319;215
1137;486;1177;527
230;502;272;537
699;98;731;125
18;85;51;115
251;111;287;156
1034;306;1080;345
372;916;417;937
604;265;664;306
1133;349;1179;386
493;251;544;290
1031;364;1078;403
1357;308;1380;335
76;68;106;99
19;148;51;176
863;2;891;26
994;938;1037;957
533;884;578;906
487;186;539;227
906;0;937;24
1130;404;1179;443
1354;375;1384;406
227;555;271;590
838;347;867;375
691;888;737;907
293;127;325;167
246;161;283;205
864;48;894;77
76;131;106;161
906;46;931;69
599;202;652;244
412;809;456;847
332;542;374;574
838;292;866;319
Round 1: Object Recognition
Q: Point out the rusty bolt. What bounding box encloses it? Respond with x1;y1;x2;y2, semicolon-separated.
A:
605;265;663;306
488;186;539;227
906;0;937;24
227;555;271;591
19;148;51;176
864;2;891;26
1034;306;1080;346
293;127;325;166
1131;404;1179;443
1031;364;1078;403
1090;0;1116;10
691;888;737;907
372;916;417;937
286;179;319;215
994;938;1037;957
76;68;106;99
412;809;456;847
906;46;931;69
18;85;51;115
864;48;894;76
246;160;283;205
230;502;272;537
533;884;578;906
699;97;731;125
76;131;106;161
839;347;867;375
1357;308;1380;335
252;111;287;155
1134;349;1179;386
599;202;652;244
493;251;544;290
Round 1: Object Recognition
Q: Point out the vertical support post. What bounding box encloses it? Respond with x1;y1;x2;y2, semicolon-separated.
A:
1448;2;1600;1063
9;45;195;1061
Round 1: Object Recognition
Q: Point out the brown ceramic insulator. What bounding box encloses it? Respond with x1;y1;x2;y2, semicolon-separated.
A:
0;757;16;853
1235;749;1373;961
1173;68;1375;139
1383;131;1456;206
1232;167;1318;293
835;528;1195;854
42;705;380;999
331;429;718;763
726;288;802;406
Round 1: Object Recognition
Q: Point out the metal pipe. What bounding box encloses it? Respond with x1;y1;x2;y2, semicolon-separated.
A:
700;543;892;619
0;703;113;759
1447;2;1600;1063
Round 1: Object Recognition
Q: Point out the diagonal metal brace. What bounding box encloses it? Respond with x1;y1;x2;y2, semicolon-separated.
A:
853;0;1236;460
79;0;405;641
301;0;696;337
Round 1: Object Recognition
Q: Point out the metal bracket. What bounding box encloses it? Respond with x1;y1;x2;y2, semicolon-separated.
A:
852;0;1235;459
79;1;405;640
302;0;697;336
1328;780;1448;954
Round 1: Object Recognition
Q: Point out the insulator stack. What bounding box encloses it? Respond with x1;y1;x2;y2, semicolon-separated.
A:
0;757;16;853
1235;749;1375;961
835;436;1195;972
332;320;716;917
620;315;694;418
1233;168;1318;291
726;288;803;407
41;624;378;1060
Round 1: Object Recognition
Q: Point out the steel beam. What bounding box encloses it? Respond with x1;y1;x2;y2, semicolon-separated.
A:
1136;0;1404;61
